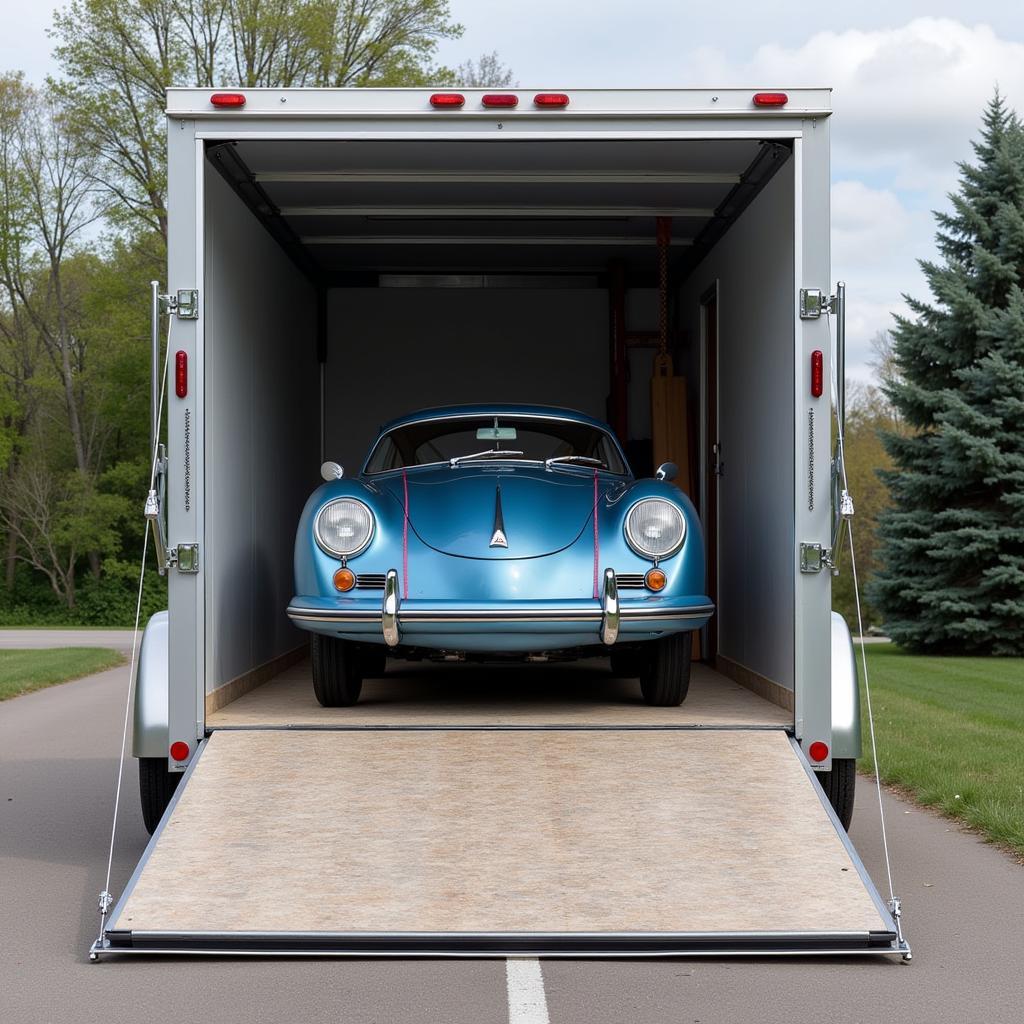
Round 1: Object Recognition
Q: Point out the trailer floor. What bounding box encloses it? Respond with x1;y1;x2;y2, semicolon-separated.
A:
107;729;893;948
207;658;790;729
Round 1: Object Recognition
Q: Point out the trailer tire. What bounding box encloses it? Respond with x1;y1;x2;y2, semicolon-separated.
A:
639;632;692;706
311;634;363;706
139;757;182;835
817;758;856;831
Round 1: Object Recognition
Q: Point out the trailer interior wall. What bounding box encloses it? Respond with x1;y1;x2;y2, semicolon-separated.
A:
203;168;320;693
678;162;795;691
324;288;611;472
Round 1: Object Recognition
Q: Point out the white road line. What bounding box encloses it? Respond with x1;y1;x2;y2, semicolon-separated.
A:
506;957;551;1024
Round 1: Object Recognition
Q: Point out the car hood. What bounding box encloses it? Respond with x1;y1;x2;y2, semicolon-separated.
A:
375;464;609;559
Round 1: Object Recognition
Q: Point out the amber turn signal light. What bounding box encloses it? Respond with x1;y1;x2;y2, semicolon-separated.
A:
645;568;667;591
333;567;356;592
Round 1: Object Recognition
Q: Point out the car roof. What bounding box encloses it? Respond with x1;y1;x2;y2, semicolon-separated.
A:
376;404;615;435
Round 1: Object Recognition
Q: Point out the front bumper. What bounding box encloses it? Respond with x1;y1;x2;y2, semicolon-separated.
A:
288;569;714;651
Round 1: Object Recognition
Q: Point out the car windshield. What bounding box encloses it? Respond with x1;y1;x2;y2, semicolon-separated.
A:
364;415;629;475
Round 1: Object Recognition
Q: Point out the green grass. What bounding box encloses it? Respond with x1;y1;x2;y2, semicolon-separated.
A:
857;644;1024;856
0;648;125;701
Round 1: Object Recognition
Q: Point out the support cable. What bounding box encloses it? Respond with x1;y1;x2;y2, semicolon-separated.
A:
94;313;172;951
826;314;909;958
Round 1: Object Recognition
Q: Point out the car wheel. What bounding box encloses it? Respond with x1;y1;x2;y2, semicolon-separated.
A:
139;757;182;835
610;648;647;678
815;757;856;831
639;632;692;706
311;634;363;707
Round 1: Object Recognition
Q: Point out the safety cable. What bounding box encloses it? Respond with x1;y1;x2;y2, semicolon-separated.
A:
825;313;901;913
95;312;172;948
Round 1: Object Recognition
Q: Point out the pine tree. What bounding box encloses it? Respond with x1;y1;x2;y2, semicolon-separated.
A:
870;94;1024;653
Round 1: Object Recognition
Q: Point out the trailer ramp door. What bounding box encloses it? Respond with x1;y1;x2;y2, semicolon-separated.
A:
101;729;901;956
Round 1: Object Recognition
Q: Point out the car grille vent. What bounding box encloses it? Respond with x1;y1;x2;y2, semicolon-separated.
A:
616;573;647;589
356;573;387;589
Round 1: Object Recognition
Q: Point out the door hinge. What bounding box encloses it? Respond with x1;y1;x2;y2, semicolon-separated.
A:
171;543;200;573
799;288;839;320
160;289;199;320
799;542;834;574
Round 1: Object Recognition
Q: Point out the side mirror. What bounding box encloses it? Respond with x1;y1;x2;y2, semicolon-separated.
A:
320;461;344;482
655;462;678;482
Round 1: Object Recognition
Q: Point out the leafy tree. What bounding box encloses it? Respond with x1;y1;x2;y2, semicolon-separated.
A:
871;94;1024;654
51;0;466;239
455;51;515;88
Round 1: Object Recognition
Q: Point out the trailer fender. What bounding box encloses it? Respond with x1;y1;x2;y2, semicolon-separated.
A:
830;611;862;759
132;610;170;759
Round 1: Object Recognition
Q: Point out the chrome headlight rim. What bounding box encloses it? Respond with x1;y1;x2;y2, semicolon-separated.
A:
624;497;686;560
314;498;376;559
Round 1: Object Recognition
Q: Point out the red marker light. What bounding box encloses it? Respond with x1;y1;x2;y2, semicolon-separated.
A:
482;93;518;108
210;92;246;108
808;741;829;763
534;93;569;108
170;741;190;762
753;92;788;108
810;349;823;397
430;92;465;108
175;350;188;398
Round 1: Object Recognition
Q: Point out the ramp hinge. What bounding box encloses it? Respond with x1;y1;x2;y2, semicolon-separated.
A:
799;288;839;320
159;289;199;320
800;542;834;574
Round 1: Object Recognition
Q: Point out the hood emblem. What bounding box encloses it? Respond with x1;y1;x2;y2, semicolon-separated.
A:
489;485;508;548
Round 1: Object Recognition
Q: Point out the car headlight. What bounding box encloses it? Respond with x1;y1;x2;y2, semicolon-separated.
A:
625;498;685;559
314;498;375;558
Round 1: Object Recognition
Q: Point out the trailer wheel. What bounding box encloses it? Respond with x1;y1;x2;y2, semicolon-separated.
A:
139;757;182;835
639;632;692;706
311;634;363;707
816;758;856;831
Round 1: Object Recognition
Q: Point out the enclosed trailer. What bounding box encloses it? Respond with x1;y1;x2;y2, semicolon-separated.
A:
93;87;908;958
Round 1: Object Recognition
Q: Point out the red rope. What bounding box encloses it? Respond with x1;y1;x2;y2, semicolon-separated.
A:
401;468;410;600
592;469;600;599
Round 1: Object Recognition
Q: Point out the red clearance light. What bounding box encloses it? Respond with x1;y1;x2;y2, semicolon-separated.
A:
753;92;788;108
210;92;246;108
430;92;465;108
482;93;518;108
175;350;188;398
808;741;829;763
170;740;190;762
534;92;569;108
810;349;823;397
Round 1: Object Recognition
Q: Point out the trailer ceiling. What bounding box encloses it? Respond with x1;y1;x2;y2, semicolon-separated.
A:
209;138;790;284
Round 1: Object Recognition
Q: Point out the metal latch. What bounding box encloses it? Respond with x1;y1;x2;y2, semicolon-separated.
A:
174;544;200;573
800;542;834;574
799;288;839;320
160;289;199;320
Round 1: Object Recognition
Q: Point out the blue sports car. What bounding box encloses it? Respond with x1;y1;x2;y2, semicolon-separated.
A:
287;405;714;707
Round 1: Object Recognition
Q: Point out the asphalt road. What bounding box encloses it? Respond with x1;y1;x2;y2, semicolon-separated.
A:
3;659;1023;1024
0;628;136;652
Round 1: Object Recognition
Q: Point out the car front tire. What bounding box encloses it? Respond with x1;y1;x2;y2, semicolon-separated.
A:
639;632;692;706
311;634;363;707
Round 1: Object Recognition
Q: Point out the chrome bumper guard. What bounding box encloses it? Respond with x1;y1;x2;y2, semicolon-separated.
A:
600;568;620;646
382;568;401;647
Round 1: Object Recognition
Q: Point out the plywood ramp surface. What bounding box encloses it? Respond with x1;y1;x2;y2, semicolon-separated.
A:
117;730;887;936
206;659;790;728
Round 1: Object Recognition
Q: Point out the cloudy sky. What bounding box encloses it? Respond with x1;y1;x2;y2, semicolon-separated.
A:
3;3;1023;379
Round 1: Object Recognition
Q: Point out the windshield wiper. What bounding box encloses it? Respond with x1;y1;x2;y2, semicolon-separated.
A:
450;449;525;467
545;455;606;469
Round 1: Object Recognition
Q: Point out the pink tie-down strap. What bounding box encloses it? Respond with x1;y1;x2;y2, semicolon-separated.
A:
592;469;600;599
401;468;410;599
